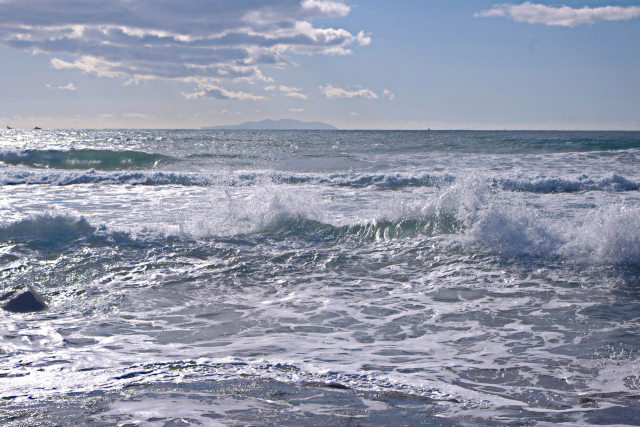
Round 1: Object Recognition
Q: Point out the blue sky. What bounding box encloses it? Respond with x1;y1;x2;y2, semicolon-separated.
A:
1;0;639;129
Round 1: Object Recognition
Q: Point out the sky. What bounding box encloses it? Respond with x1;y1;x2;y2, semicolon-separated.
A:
0;0;639;130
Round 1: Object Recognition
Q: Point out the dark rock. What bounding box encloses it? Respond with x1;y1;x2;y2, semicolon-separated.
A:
2;287;47;313
580;396;599;408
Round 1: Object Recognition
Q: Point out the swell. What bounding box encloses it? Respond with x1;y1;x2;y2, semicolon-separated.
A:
0;149;173;170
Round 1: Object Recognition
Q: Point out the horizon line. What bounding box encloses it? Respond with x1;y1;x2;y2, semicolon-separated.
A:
3;127;640;132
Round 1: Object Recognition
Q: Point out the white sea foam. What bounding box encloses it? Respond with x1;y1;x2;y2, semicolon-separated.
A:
2;177;638;266
176;185;329;238
562;204;640;264
2;130;640;425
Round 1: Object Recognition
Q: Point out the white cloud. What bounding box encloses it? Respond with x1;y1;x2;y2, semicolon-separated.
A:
277;85;308;99
183;84;265;101
285;92;308;100
383;89;394;100
320;84;378;100
279;85;302;93
0;0;368;98
46;82;76;90
475;2;640;27
356;31;372;46
123;113;155;119
290;107;305;113
208;109;242;115
51;56;124;78
301;0;350;17
259;84;308;99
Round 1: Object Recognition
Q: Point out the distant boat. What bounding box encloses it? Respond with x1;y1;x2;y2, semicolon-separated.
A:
33;126;41;130
6;126;12;129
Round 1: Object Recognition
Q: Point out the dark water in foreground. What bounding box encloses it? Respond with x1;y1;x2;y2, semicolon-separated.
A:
1;129;640;425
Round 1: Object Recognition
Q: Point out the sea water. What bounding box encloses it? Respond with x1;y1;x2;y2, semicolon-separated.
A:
1;129;640;425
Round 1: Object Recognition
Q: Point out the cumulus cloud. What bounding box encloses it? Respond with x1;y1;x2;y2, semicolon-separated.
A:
0;0;368;99
382;89;395;100
475;2;640;27
46;82;76;91
320;84;378;100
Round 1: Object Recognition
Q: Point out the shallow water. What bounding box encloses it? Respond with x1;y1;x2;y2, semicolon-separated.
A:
1;129;640;425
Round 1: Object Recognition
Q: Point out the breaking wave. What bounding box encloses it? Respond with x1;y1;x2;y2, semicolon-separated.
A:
1;168;639;194
0;214;95;244
497;174;639;193
0;170;212;186
0;169;456;188
3;183;640;266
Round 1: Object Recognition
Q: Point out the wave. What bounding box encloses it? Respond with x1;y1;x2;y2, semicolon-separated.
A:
0;214;96;244
497;174;640;193
169;177;640;266
0;149;173;170
0;170;214;186
0;170;456;188
562;205;640;265
0;165;638;194
2;202;639;268
2;169;638;194
327;173;455;189
447;178;640;265
263;214;463;241
469;204;640;265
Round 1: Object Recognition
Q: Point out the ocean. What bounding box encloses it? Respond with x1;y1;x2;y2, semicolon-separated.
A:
1;129;640;425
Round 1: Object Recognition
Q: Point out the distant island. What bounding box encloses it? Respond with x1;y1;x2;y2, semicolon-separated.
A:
202;118;338;130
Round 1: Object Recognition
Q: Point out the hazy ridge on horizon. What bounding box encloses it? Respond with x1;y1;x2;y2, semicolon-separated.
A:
202;118;338;130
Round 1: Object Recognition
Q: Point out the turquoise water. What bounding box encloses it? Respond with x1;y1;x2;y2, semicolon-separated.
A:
1;129;640;425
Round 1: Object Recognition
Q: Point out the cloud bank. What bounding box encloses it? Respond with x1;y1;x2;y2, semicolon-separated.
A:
0;0;369;98
475;2;640;27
